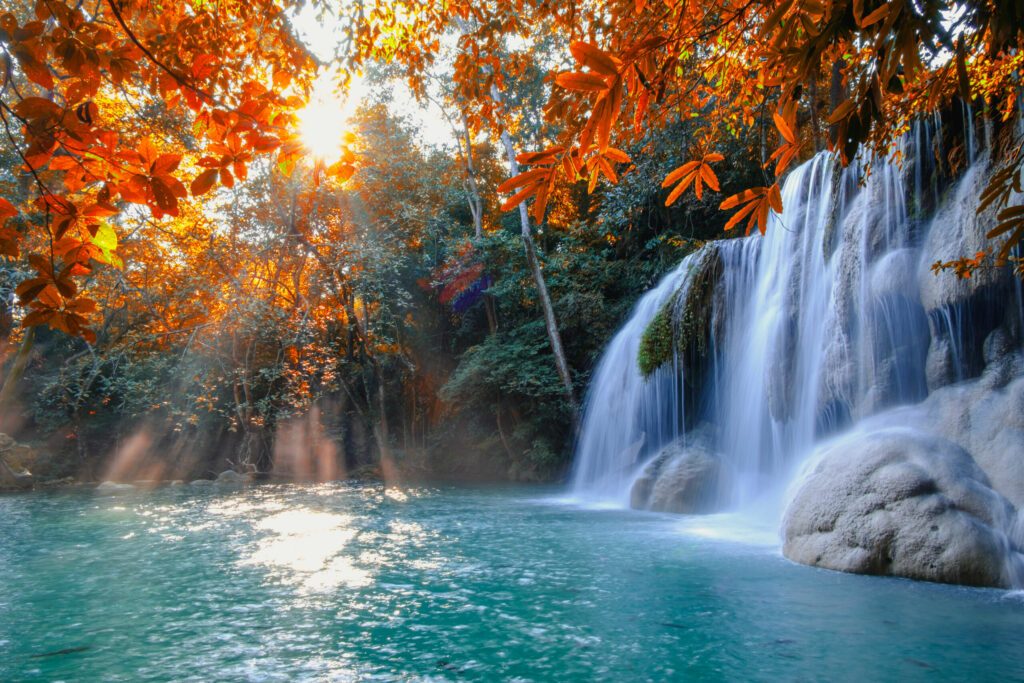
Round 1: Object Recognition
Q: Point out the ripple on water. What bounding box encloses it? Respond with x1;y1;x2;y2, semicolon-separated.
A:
1;484;1023;682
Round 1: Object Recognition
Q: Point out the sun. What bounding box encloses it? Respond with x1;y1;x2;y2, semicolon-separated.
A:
297;73;350;164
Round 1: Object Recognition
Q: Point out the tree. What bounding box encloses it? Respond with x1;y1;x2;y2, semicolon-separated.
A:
0;0;326;342
333;0;1024;259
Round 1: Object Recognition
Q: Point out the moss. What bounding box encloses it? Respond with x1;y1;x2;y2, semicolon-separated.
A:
637;245;723;378
638;297;677;377
674;246;723;359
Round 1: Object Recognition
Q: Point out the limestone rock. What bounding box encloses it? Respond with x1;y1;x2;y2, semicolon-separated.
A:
783;428;1022;587
869;248;918;300
631;431;729;514
917;164;1014;315
925;335;957;391
924;374;1024;508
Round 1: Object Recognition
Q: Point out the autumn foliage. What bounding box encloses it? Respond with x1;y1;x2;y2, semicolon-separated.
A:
2;0;1023;349
336;0;1023;243
0;0;329;341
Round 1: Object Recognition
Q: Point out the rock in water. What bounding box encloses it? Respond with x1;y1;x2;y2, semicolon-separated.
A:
216;469;250;485
783;428;1023;588
631;431;729;514
95;481;135;493
0;433;38;490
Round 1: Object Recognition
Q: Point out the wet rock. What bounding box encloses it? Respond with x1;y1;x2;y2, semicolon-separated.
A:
979;327;1021;389
0;433;39;490
631;429;729;514
783;427;1022;587
925;335;957;391
215;469;251;485
869;249;918;300
189;479;215;487
36;477;76;490
917;164;1014;315
0;464;33;491
922;374;1024;508
95;481;135;493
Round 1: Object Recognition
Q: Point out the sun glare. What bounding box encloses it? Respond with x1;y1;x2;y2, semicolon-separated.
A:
298;73;351;164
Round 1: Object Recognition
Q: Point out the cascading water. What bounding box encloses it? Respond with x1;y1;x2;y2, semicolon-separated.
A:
569;258;693;498
571;125;1023;523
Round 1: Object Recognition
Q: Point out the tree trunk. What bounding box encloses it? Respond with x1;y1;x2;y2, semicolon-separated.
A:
461;114;484;239
829;59;845;145
490;85;578;421
456;113;499;334
0;327;34;415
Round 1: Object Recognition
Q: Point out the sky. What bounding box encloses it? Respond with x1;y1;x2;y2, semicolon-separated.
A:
288;2;457;150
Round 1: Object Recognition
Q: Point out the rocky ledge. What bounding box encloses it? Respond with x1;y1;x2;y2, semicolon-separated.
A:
783;427;1024;587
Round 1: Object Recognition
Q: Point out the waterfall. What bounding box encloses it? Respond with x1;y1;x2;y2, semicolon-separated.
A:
569;258;692;499
571;128;1021;512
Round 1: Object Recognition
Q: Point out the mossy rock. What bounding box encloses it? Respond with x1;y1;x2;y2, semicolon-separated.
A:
638;245;724;378
638;303;676;376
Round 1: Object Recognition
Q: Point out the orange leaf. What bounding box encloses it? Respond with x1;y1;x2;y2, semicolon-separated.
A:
662;161;700;188
767;183;783;212
858;4;889;27
151;153;182;176
699;164;720;192
150;178;178;214
191;168;219;196
0;197;16;219
500;182;541;212
827;99;856;124
13;97;60;120
569;42;621;77
497;168;550;194
554;71;608;92
604;148;631;164
720;187;766;210
723;199;760;231
773;111;796;144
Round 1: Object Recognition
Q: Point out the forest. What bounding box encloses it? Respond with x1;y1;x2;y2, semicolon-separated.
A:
5;0;1024;680
0;0;1020;488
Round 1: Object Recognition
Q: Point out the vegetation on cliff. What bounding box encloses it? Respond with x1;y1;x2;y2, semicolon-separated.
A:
0;0;1021;482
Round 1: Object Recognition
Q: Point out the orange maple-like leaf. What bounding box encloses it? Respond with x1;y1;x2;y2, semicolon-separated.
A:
662;153;723;205
720;184;783;235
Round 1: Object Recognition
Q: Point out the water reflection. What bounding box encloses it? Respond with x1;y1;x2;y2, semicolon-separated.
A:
241;509;371;592
4;486;1024;682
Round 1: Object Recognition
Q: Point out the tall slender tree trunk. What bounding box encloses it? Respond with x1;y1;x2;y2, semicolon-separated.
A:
0;327;34;415
458;115;499;334
490;86;578;422
461;114;484;239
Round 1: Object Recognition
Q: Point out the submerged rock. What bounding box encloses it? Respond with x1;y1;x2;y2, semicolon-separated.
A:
216;469;251;485
189;479;215;487
783;428;1022;588
0;433;38;490
95;481;135;493
631;430;729;514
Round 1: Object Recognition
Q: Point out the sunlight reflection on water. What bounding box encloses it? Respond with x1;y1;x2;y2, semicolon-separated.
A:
4;485;1024;682
241;509;371;592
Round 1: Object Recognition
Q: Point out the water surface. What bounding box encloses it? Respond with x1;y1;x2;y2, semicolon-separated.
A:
2;484;1021;681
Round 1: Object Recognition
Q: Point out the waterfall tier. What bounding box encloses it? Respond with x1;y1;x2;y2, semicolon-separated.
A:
570;139;1024;587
